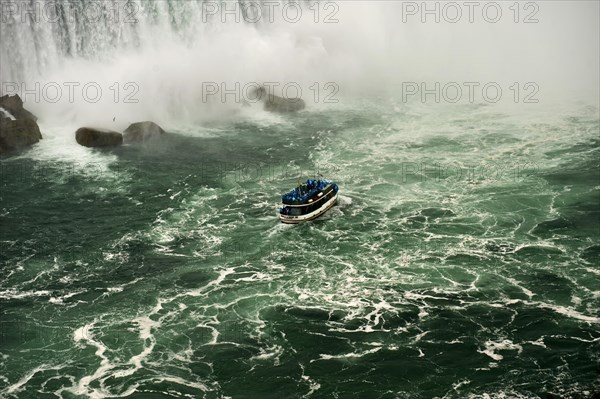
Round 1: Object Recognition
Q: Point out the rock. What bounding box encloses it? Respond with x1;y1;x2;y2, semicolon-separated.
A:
252;86;305;113
264;94;305;113
75;127;123;148
0;107;15;122
0;118;42;154
0;94;42;154
0;94;38;121
123;121;166;144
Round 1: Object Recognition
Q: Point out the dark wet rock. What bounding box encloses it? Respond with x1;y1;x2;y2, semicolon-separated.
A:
265;94;305;113
252;86;305;113
123;121;166;144
75;127;123;148
544;393;563;399
0;95;42;154
0;118;43;154
0;94;37;121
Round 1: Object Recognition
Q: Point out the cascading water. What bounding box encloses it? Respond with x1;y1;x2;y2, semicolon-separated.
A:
1;1;598;126
1;0;143;82
2;0;379;126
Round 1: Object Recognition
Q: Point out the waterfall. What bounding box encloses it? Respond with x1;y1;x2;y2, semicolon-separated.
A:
1;1;288;82
1;0;372;125
1;1;597;126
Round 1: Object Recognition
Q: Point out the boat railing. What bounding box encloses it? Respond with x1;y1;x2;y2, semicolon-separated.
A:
281;184;334;207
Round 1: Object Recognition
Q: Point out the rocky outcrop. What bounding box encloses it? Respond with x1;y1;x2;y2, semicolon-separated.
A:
75;121;165;148
0;119;43;153
123;121;166;144
264;94;306;113
75;127;123;147
252;86;306;113
0;94;42;154
0;94;38;121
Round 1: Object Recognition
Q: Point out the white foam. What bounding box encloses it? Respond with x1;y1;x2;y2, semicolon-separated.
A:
527;338;547;348
414;331;430;342
337;195;353;206
152;377;209;392
234;272;272;283
0;289;52;299
110;316;161;379
452;379;471;391
535;302;600;324
504;277;535;299
313;347;382;362
250;344;284;364
70;321;114;399
48;289;86;304
4;365;62;394
478;340;523;361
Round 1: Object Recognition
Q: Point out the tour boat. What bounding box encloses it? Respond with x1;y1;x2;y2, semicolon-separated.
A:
279;179;339;224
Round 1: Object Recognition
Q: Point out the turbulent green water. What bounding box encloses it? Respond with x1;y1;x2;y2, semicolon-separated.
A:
1;100;599;398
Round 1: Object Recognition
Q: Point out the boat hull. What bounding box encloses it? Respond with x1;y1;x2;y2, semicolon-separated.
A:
280;192;338;224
